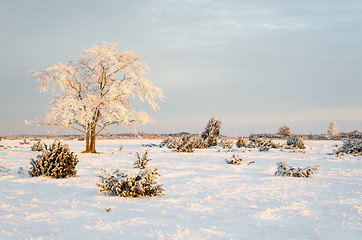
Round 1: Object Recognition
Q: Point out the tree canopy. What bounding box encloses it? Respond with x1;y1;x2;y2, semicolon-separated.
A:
28;42;164;152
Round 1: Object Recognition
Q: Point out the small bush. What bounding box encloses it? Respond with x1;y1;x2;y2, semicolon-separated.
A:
29;142;78;178
96;167;164;197
247;134;280;149
274;161;320;178
236;137;248;148
134;150;151;169
259;146;270;152
286;134;306;149
334;139;362;156
219;139;233;149
225;154;254;165
161;135;196;152
31;140;47;152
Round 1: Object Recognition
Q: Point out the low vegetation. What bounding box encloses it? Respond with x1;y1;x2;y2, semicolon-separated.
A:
274;161;320;178
29;142;78;178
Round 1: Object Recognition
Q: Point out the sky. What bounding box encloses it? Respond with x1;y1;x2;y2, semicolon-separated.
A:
0;0;361;136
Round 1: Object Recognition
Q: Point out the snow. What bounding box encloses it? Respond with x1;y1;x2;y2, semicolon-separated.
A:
0;139;361;239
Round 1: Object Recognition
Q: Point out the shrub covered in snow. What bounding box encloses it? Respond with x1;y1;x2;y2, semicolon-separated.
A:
31;140;47;152
219;139;233;149
247;134;280;149
334;139;362;156
259;146;270;152
174;135;196;152
96;166;164;197
134;150;152;169
29;142;78;178
236;137;248;148
274;161;320;178
160;135;199;152
160;117;222;151
286;134;306;149
200;117;222;148
225;154;254;165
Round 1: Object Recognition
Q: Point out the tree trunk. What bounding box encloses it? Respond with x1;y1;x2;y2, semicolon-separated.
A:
90;126;97;153
82;130;91;153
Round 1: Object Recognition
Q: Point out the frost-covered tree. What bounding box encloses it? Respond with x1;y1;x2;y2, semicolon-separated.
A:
277;125;291;137
27;42;164;153
327;122;339;139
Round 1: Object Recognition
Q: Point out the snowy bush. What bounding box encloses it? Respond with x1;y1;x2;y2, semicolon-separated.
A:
31;140;47;152
159;137;176;148
286;134;306;149
142;143;159;148
96;166;164;197
200;117;221;147
225;154;254;165
274;161;320;178
29;142;78;178
173;135;196;152
134;150;151;169
334;139;362;156
247;134;280;149
160;135;196;152
219;139;233;149
259;146;270;152
236;137;248;148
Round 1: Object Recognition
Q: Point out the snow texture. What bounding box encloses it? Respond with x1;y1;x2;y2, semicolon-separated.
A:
0;139;361;239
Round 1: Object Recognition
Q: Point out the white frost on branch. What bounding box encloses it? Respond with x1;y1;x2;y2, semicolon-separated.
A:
27;42;164;135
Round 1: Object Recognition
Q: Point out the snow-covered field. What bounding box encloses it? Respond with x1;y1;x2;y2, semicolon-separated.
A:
0;139;361;239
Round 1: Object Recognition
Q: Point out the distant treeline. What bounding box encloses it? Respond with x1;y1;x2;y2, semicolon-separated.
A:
1;130;361;141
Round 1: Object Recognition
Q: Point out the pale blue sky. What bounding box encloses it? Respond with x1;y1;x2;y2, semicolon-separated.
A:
0;0;361;136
